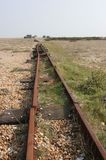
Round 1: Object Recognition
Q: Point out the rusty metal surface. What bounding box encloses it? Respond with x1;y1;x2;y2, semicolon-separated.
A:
40;44;106;160
32;45;40;110
26;45;40;160
26;108;35;160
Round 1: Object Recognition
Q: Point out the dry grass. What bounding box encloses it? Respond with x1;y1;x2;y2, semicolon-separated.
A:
44;40;106;148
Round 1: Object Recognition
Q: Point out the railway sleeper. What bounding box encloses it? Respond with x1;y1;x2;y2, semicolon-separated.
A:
0;108;29;125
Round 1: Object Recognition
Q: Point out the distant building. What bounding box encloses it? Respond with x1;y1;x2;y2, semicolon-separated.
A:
24;35;32;38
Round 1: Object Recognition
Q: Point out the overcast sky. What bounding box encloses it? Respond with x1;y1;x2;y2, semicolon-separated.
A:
0;0;106;37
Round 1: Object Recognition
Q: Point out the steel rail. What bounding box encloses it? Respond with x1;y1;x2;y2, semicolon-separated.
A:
26;44;40;160
26;108;35;160
40;44;106;160
32;44;40;110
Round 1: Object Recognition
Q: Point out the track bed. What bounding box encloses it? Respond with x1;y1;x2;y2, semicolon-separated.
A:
34;54;93;160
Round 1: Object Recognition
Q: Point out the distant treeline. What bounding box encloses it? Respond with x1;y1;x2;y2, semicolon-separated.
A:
45;37;106;41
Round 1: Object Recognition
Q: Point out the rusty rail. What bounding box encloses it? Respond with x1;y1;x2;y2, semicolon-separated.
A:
32;44;40;110
26;44;40;160
39;44;106;160
26;108;35;160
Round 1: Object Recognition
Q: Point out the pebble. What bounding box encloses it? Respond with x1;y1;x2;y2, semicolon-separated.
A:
0;124;28;159
101;122;105;126
0;40;34;159
34;113;85;160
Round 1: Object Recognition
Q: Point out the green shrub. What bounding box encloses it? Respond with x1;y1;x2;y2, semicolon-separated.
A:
77;71;106;95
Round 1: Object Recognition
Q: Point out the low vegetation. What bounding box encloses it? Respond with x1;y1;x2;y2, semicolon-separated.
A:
44;40;106;148
39;57;68;107
45;36;106;41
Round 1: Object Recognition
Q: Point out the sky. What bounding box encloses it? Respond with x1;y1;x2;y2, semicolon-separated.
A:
0;0;106;37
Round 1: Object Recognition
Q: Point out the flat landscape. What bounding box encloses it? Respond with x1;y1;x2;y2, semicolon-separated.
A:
0;38;106;159
44;39;106;148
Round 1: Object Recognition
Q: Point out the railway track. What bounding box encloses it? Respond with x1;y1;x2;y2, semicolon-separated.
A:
26;43;106;160
0;42;106;160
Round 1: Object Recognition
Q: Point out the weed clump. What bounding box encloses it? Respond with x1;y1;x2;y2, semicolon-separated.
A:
77;71;106;95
